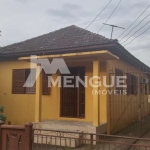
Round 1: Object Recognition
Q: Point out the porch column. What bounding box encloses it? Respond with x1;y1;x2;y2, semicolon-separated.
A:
35;64;42;122
92;59;100;127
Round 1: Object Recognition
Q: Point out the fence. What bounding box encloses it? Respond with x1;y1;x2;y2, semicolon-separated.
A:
33;128;150;150
0;121;150;150
0;122;32;150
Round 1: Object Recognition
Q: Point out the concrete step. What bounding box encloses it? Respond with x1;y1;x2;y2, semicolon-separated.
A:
33;120;107;147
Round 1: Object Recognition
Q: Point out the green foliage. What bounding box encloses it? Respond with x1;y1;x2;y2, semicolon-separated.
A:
65;147;71;150
0;106;6;121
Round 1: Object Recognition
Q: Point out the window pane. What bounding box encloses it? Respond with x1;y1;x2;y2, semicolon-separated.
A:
25;69;36;94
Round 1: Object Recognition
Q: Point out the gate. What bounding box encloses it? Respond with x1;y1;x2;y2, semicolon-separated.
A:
108;67;150;135
0;122;33;150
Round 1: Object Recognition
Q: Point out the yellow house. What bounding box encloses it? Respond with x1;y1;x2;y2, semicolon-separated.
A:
0;25;149;134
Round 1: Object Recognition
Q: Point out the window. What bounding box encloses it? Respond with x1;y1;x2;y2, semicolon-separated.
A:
12;69;50;95
144;85;148;95
126;73;138;95
140;78;149;95
115;68;124;94
12;69;36;94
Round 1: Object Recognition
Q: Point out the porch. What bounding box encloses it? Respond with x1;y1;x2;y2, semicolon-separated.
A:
33;120;107;134
19;50;119;132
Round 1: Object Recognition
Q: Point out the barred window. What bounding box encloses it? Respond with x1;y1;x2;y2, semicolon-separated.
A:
126;73;138;95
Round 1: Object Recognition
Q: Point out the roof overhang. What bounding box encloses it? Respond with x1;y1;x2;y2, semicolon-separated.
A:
18;50;119;62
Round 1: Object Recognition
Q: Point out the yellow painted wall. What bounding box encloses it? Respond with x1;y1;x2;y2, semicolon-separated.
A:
0;60;36;125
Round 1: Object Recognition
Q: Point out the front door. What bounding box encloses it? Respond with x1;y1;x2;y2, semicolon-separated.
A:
60;67;85;118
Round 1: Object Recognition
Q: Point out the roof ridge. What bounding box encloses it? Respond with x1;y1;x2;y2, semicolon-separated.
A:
71;25;114;41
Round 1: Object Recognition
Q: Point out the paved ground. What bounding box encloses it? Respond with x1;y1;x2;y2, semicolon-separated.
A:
33;115;150;150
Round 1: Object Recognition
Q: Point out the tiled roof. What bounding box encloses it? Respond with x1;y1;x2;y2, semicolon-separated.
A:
0;25;115;54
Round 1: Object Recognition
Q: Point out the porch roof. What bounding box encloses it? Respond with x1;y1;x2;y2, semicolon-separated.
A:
18;50;119;61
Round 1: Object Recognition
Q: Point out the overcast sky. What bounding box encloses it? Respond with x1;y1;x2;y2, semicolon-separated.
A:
0;0;150;66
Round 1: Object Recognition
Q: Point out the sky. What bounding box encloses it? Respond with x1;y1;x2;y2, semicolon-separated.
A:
0;0;150;66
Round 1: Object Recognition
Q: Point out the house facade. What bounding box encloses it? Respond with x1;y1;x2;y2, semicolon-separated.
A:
0;25;149;134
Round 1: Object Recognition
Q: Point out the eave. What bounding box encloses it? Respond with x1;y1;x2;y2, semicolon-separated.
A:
18;50;119;62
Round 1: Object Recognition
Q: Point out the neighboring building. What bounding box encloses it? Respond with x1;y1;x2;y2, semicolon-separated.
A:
0;25;149;134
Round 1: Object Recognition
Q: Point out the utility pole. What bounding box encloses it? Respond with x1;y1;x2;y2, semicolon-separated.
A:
103;23;125;39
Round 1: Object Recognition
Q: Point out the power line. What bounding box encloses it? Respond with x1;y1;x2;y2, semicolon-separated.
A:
117;4;150;39
102;23;125;39
121;19;150;44
78;5;113;26
119;12;150;42
85;0;113;29
123;26;150;46
97;0;122;33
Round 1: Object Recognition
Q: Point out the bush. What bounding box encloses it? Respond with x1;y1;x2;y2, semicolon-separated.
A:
0;106;6;121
